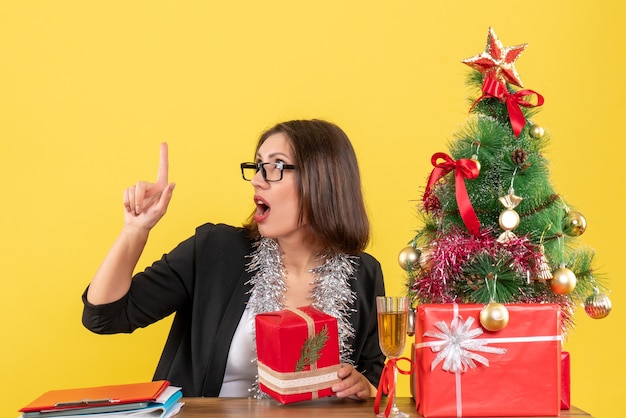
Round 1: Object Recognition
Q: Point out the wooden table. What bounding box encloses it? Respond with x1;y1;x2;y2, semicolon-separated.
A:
176;397;593;417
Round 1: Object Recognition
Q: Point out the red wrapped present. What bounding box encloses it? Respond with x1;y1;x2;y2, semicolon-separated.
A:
561;351;571;409
255;306;341;404
413;303;562;417
410;341;418;399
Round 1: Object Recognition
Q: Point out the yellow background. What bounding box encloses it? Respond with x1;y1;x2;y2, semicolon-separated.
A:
1;2;623;417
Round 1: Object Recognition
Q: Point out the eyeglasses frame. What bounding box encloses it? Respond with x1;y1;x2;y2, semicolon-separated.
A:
240;161;297;182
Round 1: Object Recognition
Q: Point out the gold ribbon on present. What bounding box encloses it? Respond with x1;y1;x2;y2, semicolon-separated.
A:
257;362;341;396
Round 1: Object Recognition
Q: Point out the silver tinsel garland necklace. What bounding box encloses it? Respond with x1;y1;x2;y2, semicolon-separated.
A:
245;237;358;397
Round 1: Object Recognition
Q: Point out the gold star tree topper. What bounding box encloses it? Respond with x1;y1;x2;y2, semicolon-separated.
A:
462;27;527;88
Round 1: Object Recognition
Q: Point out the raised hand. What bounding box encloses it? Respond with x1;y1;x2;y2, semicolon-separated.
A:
123;142;175;231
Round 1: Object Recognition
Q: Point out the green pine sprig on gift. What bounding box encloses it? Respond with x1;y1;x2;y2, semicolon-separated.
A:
295;325;329;372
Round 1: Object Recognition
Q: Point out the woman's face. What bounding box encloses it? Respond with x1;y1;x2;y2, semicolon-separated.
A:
251;132;304;242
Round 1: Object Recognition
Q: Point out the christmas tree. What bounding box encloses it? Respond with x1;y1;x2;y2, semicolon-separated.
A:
401;27;611;333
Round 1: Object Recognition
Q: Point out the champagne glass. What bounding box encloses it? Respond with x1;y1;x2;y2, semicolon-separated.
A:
376;296;409;418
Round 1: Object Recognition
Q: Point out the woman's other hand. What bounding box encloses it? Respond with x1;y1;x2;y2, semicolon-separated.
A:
332;363;376;401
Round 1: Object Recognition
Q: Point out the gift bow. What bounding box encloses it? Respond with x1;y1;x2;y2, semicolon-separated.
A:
423;152;481;236
423;315;506;373
374;357;413;418
474;73;544;137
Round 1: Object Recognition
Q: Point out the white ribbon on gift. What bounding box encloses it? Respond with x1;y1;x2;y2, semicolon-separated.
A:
415;304;562;417
421;313;506;373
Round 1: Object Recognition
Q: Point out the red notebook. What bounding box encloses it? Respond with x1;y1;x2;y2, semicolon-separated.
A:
19;380;170;413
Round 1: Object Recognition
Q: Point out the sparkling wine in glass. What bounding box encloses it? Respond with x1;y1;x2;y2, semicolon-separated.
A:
376;296;409;418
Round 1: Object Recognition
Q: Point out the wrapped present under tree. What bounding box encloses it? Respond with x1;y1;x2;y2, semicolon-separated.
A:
412;303;561;417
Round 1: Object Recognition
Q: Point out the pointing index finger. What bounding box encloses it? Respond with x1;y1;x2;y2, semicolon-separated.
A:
157;142;169;184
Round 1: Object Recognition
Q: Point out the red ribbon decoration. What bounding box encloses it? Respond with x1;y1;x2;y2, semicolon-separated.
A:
471;74;544;138
481;72;507;98
504;89;544;137
374;357;413;418
423;152;481;236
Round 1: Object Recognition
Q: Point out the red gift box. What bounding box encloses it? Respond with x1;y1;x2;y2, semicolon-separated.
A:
255;306;341;404
561;351;571;409
413;303;562;417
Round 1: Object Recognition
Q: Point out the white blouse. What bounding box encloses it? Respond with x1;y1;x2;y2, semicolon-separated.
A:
218;308;257;397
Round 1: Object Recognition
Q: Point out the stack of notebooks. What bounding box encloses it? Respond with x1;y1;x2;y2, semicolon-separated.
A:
18;380;183;418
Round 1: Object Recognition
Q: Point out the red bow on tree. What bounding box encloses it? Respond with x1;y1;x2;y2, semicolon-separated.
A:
423;152;481;236
475;72;544;137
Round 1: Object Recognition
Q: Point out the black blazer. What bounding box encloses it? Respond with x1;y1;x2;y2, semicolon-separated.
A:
82;222;385;396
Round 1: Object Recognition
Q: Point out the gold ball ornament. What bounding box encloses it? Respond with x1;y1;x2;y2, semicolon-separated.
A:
471;154;481;173
480;302;510;331
563;210;587;236
529;124;545;139
499;209;520;231
550;267;577;295
398;246;421;271
584;290;612;319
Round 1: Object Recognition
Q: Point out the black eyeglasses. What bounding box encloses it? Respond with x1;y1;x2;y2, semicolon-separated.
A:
240;161;296;182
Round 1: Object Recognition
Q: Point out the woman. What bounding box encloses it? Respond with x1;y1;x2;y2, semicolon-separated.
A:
82;119;385;400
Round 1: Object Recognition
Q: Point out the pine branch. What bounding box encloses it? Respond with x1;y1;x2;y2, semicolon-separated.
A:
295;324;329;372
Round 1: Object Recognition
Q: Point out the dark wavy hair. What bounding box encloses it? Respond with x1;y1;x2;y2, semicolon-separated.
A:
243;119;370;255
